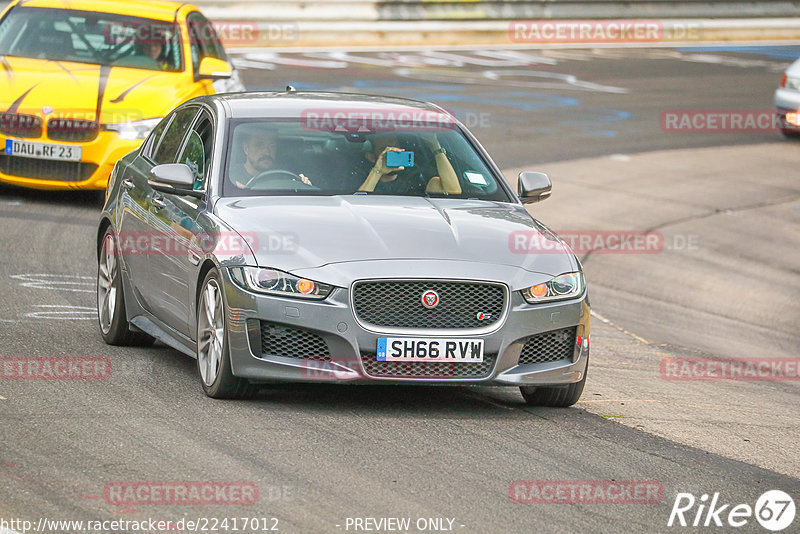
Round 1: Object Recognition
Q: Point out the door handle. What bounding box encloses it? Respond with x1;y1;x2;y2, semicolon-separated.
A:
151;195;166;211
122;178;135;190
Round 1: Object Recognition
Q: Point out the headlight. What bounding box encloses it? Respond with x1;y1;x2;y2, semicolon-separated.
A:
521;272;584;304
782;76;800;91
229;267;333;300
103;118;162;140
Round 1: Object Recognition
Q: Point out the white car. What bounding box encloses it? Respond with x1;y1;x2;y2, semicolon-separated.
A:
775;57;800;137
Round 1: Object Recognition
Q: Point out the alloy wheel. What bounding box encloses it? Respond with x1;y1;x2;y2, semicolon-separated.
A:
198;278;225;386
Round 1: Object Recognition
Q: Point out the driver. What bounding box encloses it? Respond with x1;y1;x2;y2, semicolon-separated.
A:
135;37;169;70
230;127;313;188
144;41;161;58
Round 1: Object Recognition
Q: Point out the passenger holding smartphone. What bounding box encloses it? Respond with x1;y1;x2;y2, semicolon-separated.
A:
357;133;461;195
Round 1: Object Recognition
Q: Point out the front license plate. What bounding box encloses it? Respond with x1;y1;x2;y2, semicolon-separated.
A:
4;139;82;162
377;337;484;362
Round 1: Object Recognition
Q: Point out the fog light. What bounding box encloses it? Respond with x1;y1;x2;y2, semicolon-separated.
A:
786;112;800;126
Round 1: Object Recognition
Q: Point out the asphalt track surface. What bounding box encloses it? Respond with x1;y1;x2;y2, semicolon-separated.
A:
0;45;799;534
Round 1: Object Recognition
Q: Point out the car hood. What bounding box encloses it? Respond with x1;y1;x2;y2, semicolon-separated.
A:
215;195;577;278
0;56;190;123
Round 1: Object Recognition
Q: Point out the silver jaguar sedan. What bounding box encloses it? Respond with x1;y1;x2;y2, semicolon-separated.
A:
96;90;590;406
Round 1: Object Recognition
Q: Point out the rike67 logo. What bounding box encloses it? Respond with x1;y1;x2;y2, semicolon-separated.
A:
668;490;795;531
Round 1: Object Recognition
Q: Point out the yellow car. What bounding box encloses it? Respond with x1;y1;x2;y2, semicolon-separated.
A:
0;0;243;190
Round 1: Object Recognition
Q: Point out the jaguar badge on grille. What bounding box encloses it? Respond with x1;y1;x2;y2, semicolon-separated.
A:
421;290;439;309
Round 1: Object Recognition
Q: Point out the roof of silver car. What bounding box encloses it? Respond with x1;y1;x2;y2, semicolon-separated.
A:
211;91;449;119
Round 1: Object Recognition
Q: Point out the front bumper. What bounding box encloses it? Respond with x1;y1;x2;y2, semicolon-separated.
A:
775;87;800;111
0;132;141;190
775;88;800;132
220;269;590;387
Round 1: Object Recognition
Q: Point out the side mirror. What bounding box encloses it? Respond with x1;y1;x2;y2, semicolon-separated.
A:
518;171;552;204
149;164;203;198
197;57;232;80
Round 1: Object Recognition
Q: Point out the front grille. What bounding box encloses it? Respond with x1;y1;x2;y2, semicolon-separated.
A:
0;113;43;138
360;351;496;379
260;321;330;361
0;155;97;181
353;280;505;330
47;118;99;142
518;327;577;365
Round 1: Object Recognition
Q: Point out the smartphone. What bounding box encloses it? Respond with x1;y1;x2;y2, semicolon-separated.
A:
386;150;414;168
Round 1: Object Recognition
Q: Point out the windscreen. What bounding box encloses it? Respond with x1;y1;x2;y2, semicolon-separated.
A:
223;118;511;201
0;7;183;72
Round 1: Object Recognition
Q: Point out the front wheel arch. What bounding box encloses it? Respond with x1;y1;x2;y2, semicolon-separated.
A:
192;258;220;344
96;218;112;261
195;259;219;311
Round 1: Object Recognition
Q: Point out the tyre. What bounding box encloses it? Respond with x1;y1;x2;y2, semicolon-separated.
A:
97;229;155;347
520;365;587;408
196;269;256;399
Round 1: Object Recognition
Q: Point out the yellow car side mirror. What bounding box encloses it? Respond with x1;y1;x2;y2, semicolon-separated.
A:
197;57;232;80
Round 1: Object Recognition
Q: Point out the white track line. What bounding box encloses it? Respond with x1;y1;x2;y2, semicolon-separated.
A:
591;310;651;345
228;40;800;54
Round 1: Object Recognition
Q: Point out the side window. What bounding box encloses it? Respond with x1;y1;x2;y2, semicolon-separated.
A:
177;112;213;190
178;131;204;188
142;116;171;160
186;11;226;75
152;107;199;165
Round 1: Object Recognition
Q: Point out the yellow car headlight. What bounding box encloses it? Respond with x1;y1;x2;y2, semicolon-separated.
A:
103;118;162;140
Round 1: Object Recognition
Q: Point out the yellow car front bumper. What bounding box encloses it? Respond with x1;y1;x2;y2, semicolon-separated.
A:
0;132;141;191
